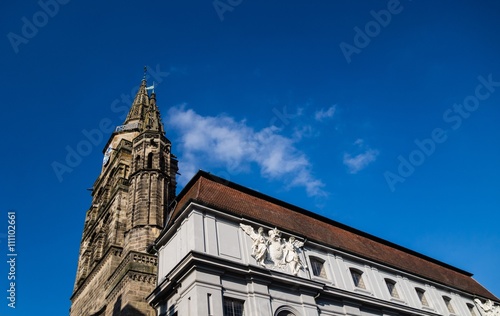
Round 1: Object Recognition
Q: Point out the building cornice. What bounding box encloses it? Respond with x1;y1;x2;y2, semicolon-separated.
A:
149;250;450;316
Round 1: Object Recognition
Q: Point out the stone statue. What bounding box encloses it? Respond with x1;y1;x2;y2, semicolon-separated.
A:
240;224;268;266
475;299;500;316
268;228;285;267
240;224;307;275
282;236;307;275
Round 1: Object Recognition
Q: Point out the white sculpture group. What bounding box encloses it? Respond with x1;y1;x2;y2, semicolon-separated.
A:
240;224;307;275
475;299;500;316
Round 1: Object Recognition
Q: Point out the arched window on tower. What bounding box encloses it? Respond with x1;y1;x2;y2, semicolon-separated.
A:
135;155;141;170
160;155;165;171
94;232;105;261
147;152;153;169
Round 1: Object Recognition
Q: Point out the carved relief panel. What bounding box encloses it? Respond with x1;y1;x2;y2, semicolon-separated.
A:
240;224;307;276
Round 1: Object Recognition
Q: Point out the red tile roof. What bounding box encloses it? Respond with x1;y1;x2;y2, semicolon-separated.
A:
169;171;498;301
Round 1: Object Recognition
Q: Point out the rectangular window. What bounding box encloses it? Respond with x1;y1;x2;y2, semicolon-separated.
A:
223;297;244;316
350;269;366;289
467;304;477;316
310;257;327;278
385;280;400;299
443;296;455;314
416;288;429;307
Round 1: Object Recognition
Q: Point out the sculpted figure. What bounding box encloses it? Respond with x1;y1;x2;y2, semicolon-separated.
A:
475;299;500;316
240;224;268;266
240;224;307;275
268;228;285;267
282;236;307;275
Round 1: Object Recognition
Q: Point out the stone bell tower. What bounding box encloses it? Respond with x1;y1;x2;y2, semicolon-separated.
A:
70;72;178;316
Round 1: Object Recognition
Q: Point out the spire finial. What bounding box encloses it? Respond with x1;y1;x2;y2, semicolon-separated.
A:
143;66;147;81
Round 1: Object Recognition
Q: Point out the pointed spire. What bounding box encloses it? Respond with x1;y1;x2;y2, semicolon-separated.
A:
121;69;165;133
145;90;164;133
124;79;149;124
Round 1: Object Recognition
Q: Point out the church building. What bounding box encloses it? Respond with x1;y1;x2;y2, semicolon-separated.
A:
70;75;178;316
71;75;499;316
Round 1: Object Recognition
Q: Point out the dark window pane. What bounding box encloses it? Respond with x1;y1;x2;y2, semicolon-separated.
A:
351;269;366;289
223;298;244;316
310;258;327;278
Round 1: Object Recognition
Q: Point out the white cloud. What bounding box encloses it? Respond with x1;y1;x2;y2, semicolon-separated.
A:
343;139;379;174
314;105;336;122
167;105;326;197
353;138;364;146
292;125;316;141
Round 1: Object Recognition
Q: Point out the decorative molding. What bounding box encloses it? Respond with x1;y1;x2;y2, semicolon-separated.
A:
105;253;158;301
107;251;157;289
240;224;307;275
71;246;123;300
132;253;158;266
129;272;156;284
274;305;301;316
106;271;155;302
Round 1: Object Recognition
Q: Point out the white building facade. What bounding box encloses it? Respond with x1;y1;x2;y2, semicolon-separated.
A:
147;171;499;316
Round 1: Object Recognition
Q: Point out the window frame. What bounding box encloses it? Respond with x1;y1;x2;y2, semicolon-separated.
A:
467;303;477;316
223;297;245;316
415;287;430;307
147;152;154;169
309;256;328;279
443;296;456;314
275;305;300;316
385;278;401;299
350;268;367;290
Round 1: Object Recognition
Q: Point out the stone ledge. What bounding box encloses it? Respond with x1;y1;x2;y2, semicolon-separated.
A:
71;245;123;301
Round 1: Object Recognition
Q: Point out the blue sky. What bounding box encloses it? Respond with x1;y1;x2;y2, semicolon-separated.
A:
1;0;499;314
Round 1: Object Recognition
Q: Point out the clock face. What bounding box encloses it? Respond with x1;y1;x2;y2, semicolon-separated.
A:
103;146;113;165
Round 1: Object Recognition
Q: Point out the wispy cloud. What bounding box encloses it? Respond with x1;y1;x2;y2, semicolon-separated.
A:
166;105;327;197
343;139;379;174
314;105;336;122
292;125;317;141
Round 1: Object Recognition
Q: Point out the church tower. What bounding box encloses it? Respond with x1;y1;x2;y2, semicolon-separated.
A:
70;72;178;316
